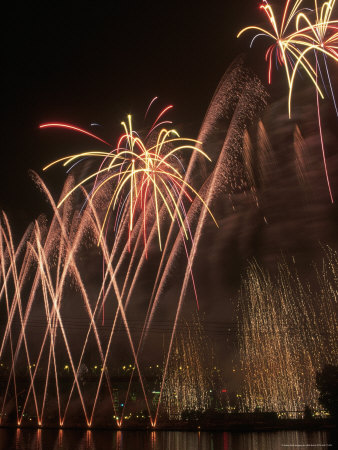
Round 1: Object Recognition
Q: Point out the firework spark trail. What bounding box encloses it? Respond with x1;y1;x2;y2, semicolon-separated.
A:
31;226;90;425
237;0;338;114
98;193;131;321
18;235;63;425
106;191;200;421
94;210;191;425
33;231;60;425
114;203;176;424
88;272;154;425
145;59;256;314
118;201;200;424
144;97;158;120
41;107;215;335
146;105;174;137
129;206;197;363
237;0;305;86
287;44;336;201
88;70;248;422
156;77;266;424
4;177;79;423
162;317;213;419
28;179;91;424
119;214;147;301
39;123;112;147
17;226;71;425
316;63;334;202
323;53;338;116
152;74;267;424
154;268;195;424
100;192;132;324
61;189;152;425
26;208;85;425
39;111;218;423
150;72;268;310
0;234;35;360
238;0;338;201
62;209;128;424
41;116;215;252
42;133;209;426
2;174;116;428
45;189;77;424
0;215;41;424
238;254;337;416
243;0;338;107
34;177;119;424
317;245;338;353
0;227;45;425
79;193;154;425
151;57;266;316
0;226;19;424
0;224;34;359
1;62;268;427
150;178;214;422
119;181;197;325
92;188;153;319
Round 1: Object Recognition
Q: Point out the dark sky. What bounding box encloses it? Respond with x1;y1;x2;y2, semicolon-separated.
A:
2;1;261;231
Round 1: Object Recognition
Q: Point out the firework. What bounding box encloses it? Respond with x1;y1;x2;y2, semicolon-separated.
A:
0;183;218;428
288;1;338;202
287;0;338;114
238;0;338;202
238;0;338;114
41;111;217;252
238;253;338;417
238;0;304;85
161;316;215;420
0;62;268;428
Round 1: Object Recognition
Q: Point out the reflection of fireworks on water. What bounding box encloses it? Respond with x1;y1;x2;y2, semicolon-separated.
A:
238;249;338;417
161;315;217;420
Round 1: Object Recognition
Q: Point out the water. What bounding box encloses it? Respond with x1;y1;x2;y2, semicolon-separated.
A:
0;428;335;450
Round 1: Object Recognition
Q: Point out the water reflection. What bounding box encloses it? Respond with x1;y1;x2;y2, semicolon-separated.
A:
231;431;332;449
0;428;333;450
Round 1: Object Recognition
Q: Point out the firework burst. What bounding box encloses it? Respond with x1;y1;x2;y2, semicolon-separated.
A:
238;0;338;202
287;0;338;114
238;0;338;114
238;0;304;85
41;110;217;253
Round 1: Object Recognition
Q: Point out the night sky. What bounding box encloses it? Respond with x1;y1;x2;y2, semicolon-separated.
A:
3;0;261;231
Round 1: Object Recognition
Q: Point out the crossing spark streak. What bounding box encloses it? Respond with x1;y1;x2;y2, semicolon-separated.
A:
0;61;268;429
238;0;338;202
41;113;217;252
238;0;338;115
238;0;305;86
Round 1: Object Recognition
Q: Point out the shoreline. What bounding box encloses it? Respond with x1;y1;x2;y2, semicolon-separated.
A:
0;419;335;433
